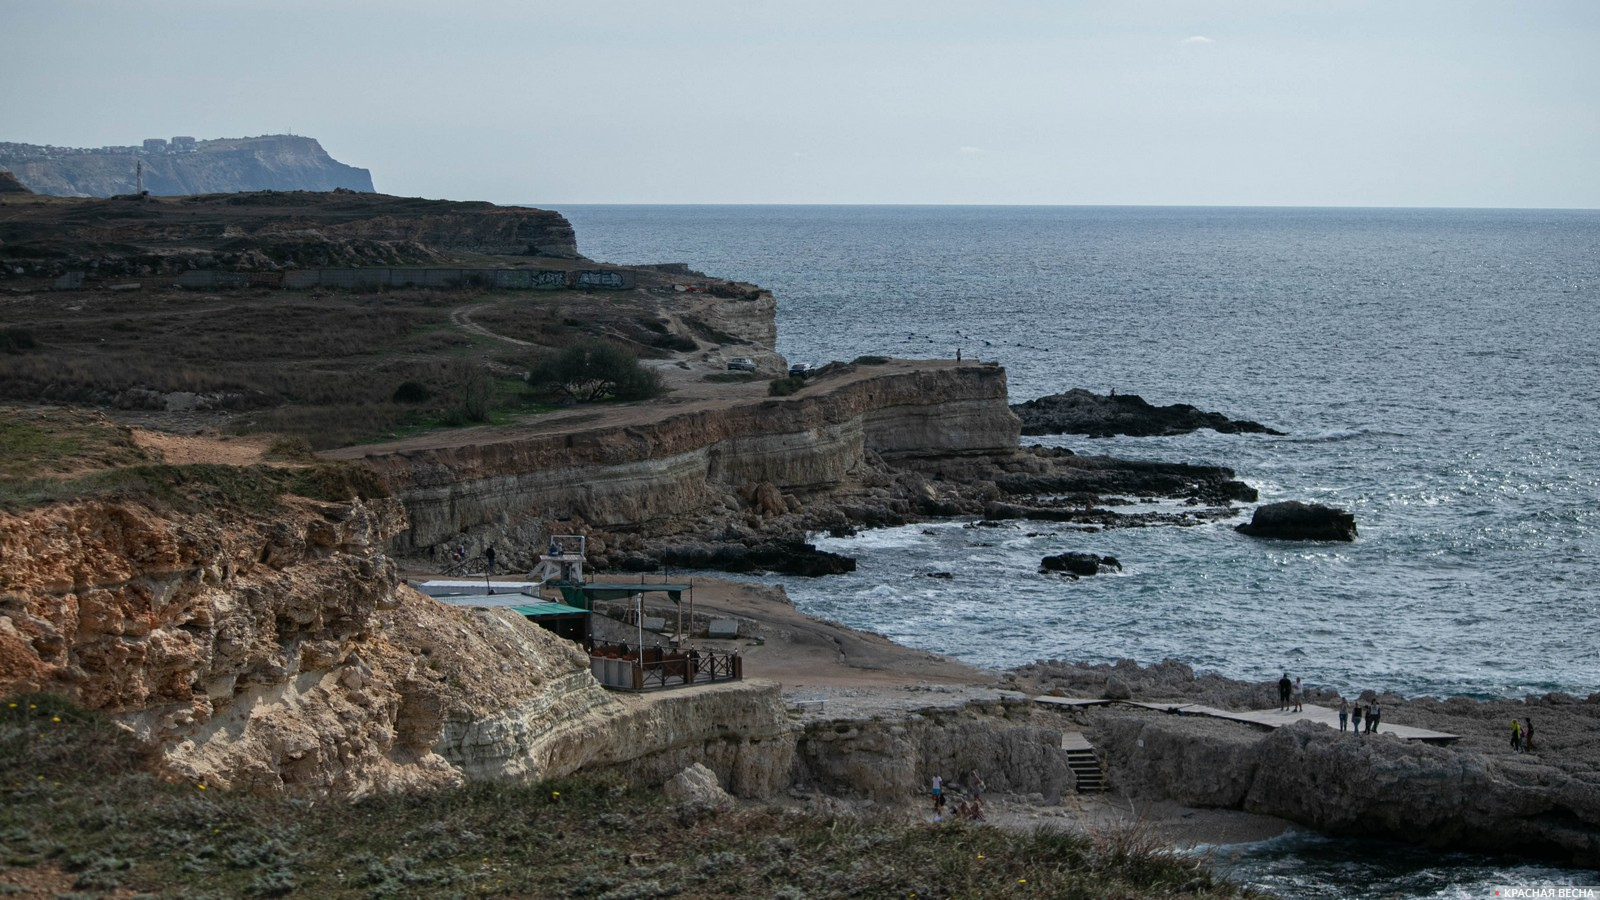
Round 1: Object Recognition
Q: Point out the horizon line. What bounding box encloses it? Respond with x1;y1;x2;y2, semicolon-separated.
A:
513;201;1600;212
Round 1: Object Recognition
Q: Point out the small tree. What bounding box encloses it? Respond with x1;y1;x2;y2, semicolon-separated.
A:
533;339;663;403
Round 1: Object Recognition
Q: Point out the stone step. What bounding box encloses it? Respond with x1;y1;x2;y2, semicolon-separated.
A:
1065;745;1105;793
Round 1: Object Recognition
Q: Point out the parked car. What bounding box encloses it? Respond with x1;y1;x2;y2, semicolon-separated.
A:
727;357;756;372
788;363;815;378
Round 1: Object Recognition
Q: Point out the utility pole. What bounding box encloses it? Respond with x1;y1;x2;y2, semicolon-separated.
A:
135;160;143;194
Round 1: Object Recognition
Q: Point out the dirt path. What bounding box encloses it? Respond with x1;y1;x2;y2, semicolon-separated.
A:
449;302;534;347
130;429;276;466
327;357;975;459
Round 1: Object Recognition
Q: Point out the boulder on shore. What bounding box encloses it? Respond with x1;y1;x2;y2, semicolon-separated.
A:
1236;500;1357;542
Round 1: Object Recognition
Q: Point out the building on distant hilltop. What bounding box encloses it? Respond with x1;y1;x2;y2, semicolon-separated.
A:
170;136;196;152
142;138;168;154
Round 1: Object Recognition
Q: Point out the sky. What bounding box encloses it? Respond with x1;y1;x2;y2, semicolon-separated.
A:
5;0;1599;207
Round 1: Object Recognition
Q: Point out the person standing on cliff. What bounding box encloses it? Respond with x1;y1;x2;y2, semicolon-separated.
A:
931;774;944;818
1525;716;1535;752
1278;673;1292;711
966;769;986;802
1367;698;1382;734
1292;677;1304;712
1511;718;1523;753
1338;698;1350;732
1351;702;1364;735
485;544;497;575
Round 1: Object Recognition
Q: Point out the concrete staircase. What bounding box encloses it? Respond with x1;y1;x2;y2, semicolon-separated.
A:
1063;732;1105;794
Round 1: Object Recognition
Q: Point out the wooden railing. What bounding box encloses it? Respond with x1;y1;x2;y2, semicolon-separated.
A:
588;641;742;692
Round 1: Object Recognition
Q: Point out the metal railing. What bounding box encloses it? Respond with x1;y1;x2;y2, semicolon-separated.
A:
588;641;742;692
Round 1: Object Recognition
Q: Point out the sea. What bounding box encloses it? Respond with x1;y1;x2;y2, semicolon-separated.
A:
556;204;1600;897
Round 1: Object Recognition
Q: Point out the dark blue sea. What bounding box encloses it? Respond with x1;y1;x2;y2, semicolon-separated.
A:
557;205;1600;897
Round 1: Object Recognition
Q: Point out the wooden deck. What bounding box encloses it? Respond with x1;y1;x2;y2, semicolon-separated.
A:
1032;695;1456;744
1120;700;1459;744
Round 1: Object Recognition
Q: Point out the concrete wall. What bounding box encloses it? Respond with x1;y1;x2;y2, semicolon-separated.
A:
63;266;634;292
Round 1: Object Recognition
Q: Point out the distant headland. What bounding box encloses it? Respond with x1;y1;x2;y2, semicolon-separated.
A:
0;134;373;197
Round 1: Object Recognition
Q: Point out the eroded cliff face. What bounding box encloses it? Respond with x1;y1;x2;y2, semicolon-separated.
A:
0;493;800;799
362;363;1020;554
790;695;1076;803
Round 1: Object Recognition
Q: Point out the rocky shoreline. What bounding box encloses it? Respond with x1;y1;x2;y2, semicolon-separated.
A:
1007;659;1600;867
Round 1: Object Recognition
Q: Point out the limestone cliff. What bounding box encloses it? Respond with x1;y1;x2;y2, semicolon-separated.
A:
0;491;796;798
349;362;1021;555
1;135;374;197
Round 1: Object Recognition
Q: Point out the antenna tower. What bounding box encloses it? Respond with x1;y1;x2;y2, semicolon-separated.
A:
135;160;143;193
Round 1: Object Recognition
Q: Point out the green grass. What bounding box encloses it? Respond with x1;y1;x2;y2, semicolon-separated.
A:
0;403;392;511
0;696;1253;899
0;409;150;480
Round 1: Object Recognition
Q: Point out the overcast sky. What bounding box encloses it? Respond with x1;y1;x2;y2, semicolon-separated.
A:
7;0;1598;207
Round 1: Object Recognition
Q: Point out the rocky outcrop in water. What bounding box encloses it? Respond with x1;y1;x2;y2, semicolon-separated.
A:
1040;552;1122;577
1012;389;1285;437
1236;500;1358;542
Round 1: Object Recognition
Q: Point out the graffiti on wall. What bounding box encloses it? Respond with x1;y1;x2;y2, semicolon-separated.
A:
575;270;626;288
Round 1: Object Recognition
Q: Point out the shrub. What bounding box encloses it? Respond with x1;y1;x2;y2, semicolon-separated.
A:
768;376;806;397
853;354;890;366
530;340;665;403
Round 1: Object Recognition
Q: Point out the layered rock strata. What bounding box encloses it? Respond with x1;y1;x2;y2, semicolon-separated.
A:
345;363;1257;573
354;363;1020;556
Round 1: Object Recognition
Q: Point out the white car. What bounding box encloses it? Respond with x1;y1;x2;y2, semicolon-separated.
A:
727;357;756;372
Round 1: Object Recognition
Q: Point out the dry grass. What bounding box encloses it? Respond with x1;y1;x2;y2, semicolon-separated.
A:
0;696;1258;899
0;285;663;449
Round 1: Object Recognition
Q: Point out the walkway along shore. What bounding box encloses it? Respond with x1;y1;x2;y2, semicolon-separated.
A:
1035;696;1458;743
